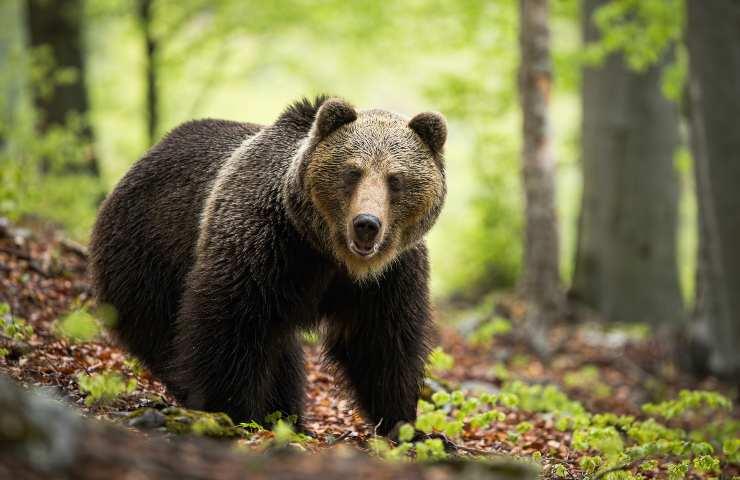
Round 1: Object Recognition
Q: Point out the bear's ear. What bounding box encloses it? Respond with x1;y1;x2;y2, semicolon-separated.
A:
408;112;447;155
313;98;357;140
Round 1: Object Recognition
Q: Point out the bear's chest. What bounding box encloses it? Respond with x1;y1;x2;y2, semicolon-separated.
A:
270;245;336;329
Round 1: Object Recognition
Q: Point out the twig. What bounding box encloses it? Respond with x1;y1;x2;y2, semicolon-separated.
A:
332;431;352;443
59;238;88;258
0;246;53;277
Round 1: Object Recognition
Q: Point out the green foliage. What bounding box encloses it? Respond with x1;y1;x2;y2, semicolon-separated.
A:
579;455;603;474
123;357;146;377
693;455;720;474
642;390;732;420
468;317;512;346
398;423;415;443
0;303;34;341
237;420;265;432
584;0;683;72
426;347;454;375
270;419;313;447
77;372;136;406
0;347;9;359
563;365;612;399
723;438;740;464
264;410;298;427
400;381;735;474
583;0;686;108
554;463;569;478
666;460;690;480
55;307;100;342
431;391;450;407
414;438;447;461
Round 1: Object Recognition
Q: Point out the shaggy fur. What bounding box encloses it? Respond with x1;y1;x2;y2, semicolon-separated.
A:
90;96;447;434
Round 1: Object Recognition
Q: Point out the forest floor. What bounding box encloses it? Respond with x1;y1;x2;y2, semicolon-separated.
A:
1;218;738;479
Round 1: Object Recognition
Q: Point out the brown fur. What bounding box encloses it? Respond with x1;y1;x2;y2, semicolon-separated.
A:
91;96;448;434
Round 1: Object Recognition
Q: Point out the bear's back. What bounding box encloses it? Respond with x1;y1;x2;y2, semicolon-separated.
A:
95;119;262;265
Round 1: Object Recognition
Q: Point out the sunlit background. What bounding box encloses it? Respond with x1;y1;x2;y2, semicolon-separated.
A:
0;0;691;302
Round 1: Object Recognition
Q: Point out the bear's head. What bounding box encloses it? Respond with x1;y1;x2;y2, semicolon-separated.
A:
285;97;447;280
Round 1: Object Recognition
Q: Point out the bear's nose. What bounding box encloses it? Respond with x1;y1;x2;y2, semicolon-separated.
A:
352;214;381;245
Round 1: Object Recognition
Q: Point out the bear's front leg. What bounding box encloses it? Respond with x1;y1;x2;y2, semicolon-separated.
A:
172;257;305;427
323;245;434;435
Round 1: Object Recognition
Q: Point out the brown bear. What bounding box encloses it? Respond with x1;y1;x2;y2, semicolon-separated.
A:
90;96;447;435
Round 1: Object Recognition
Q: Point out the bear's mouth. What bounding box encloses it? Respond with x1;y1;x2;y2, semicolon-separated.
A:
348;239;379;258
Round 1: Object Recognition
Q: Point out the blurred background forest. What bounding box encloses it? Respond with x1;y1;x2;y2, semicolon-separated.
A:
0;0;738;382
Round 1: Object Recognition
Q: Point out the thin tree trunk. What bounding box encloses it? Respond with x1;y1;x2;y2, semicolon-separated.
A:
26;0;98;175
136;0;158;146
571;0;683;327
518;0;562;351
685;0;740;379
1;1;26;152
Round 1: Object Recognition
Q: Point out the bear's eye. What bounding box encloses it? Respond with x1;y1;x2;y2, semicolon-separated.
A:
343;168;362;187
387;174;404;194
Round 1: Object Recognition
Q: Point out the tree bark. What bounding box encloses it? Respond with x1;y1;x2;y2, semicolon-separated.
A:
136;0;158;146
0;1;28;152
518;0;563;349
685;0;740;379
571;0;683;327
26;0;98;175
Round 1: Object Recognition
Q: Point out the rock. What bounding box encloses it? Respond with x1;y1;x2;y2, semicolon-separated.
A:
0;375;81;470
460;381;500;395
128;408;166;429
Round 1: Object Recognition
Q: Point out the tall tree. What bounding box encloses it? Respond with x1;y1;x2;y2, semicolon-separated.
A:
518;0;563;351
0;0;27;152
136;0;158;146
685;0;740;379
571;0;683;326
26;0;97;175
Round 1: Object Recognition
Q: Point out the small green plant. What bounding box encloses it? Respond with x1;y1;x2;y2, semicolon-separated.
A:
237;420;265;432
426;347;454;374
56;307;100;342
270;419;312;447
579;455;603;474
554;463;568;478
0;303;34;341
398;423;415;442
642;390;732;420
468;317;512;346
77;372;136;406
123;358;146;377
563;365;612;399
0;347;9;359
723;438;740;464
264;410;298;427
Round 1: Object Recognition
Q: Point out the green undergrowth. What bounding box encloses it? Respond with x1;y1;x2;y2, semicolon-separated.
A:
77;371;136;406
368;378;737;479
0;302;34;343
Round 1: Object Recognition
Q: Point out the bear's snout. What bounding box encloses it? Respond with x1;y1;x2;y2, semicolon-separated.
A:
351;213;381;255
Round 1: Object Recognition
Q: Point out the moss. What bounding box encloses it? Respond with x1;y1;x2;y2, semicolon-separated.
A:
127;407;242;439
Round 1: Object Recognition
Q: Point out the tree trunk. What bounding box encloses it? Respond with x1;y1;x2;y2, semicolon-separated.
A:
518;0;562;350
685;0;740;379
0;1;28;152
26;0;98;175
136;0;158;146
571;0;683;327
